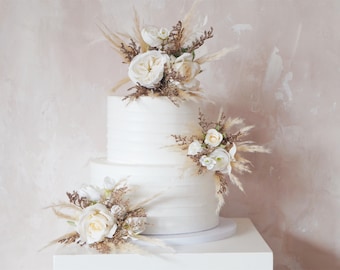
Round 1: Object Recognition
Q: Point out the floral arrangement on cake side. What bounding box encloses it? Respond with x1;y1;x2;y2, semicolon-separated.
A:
172;110;270;209
47;178;163;253
100;4;235;104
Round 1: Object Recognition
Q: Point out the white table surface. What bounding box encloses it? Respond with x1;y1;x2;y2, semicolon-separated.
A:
54;218;273;270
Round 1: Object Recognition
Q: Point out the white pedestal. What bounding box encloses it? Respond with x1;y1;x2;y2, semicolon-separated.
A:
54;218;273;270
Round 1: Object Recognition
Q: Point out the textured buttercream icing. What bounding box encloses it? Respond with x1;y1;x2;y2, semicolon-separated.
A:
106;96;200;165
90;96;219;235
91;159;219;235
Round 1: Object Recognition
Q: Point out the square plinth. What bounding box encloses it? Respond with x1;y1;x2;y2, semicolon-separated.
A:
54;218;273;270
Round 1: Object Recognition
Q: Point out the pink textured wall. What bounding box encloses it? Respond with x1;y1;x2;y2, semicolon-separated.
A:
0;0;339;269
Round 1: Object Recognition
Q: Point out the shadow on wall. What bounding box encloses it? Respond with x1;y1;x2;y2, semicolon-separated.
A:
274;232;340;270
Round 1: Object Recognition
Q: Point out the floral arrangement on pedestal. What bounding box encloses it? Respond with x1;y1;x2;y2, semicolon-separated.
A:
172;110;270;209
48;178;162;253
100;4;235;104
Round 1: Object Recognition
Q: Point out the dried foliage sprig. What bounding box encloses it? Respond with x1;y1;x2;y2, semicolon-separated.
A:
164;21;184;56
186;27;214;53
98;2;235;103
172;109;270;210
120;39;140;63
47;179;162;253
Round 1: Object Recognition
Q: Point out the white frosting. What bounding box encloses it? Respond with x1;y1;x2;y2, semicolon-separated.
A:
90;96;219;235
91;158;219;235
107;96;200;164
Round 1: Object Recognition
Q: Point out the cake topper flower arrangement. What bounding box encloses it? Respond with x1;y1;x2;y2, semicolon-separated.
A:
100;3;235;104
172;110;270;209
47;178;163;253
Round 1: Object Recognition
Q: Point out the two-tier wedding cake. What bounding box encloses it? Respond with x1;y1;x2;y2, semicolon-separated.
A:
50;4;268;253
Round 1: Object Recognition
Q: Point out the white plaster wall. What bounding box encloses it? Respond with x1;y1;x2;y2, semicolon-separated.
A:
0;0;339;269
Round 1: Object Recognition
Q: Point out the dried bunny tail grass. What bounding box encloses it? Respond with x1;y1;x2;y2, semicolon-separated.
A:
181;0;202;44
132;8;148;53
98;21;140;63
232;159;253;175
178;89;204;102
39;232;79;252
45;202;82;219
110;241;149;255
133;234;174;252
112;77;131;92
238;125;255;137
223;117;244;130
52;207;79;222
196;46;239;65
229;173;244;192
97;22;129;58
237;143;271;153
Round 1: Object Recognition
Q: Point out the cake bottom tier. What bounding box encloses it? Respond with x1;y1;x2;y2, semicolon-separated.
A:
90;158;219;235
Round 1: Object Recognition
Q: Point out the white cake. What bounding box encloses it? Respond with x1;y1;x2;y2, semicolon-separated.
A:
90;96;219;235
50;6;269;254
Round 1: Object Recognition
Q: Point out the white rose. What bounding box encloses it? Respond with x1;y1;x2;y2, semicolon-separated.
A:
188;140;203;155
141;26;169;47
204;129;223;147
77;204;118;244
172;53;201;91
209;148;232;174
78;185;102;202
128;50;169;88
199;155;216;170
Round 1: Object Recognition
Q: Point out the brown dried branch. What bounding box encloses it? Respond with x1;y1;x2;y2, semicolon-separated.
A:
120;39;140;63
57;232;79;245
198;109;215;132
186;27;214;53
126;207;146;219
171;134;192;146
67;191;91;209
164;21;184;56
123;84;150;101
216;173;228;195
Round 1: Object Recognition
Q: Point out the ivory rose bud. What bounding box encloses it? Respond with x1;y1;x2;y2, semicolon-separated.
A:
77;204;118;244
228;143;237;160
158;27;170;40
128;50;169;88
199;155;216;170
103;177;116;190
204;129;223;147
141;26;169;47
172;53;201;91
209;148;232;174
188;140;203;155
78;185;101;202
